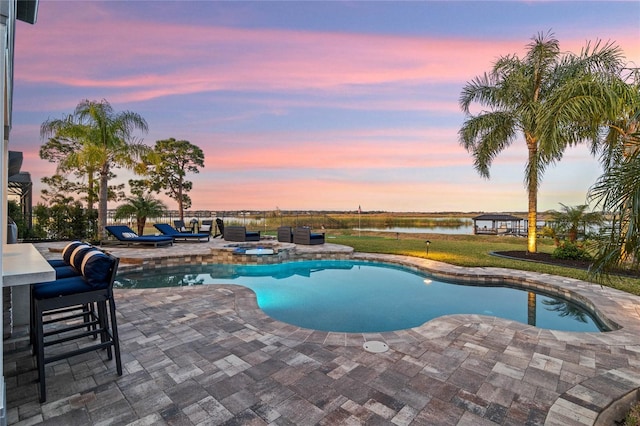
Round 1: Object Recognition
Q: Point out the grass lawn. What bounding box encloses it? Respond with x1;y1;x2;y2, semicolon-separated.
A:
327;231;640;296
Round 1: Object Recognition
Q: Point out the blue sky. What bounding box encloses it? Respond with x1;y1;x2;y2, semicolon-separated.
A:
9;1;640;213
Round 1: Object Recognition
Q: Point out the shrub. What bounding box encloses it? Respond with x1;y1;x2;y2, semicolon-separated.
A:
552;242;592;261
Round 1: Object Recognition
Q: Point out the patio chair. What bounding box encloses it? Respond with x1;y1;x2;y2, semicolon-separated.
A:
215;218;225;238
201;219;221;238
32;249;122;402
104;225;173;247
223;225;261;242
277;226;293;243
153;223;210;242
293;227;325;245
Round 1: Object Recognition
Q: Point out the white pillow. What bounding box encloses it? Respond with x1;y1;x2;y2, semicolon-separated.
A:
122;232;138;238
180;226;187;232
200;225;210;232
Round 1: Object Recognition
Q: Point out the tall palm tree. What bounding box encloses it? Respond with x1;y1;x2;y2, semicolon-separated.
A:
459;31;625;253
114;194;167;235
41;99;149;240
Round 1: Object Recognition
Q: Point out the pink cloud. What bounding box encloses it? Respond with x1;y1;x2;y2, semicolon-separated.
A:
16;3;639;116
14;3;517;110
198;126;471;171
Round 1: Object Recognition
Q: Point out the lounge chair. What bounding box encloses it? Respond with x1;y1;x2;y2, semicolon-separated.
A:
104;225;173;247
293;227;325;245
173;219;192;233
223;225;261;242
153;223;210;242
277;226;293;242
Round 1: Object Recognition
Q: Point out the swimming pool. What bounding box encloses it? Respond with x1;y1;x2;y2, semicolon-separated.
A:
116;260;608;333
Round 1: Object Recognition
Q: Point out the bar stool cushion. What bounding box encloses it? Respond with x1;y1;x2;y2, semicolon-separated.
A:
47;259;68;268
80;251;113;287
33;276;94;299
54;265;80;279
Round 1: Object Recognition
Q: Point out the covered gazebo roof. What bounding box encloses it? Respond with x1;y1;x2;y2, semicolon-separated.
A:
473;214;523;222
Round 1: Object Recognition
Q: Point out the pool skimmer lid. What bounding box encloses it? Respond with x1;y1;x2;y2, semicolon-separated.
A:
363;341;389;353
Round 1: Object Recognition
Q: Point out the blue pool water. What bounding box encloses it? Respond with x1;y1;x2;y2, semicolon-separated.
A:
116;260;607;333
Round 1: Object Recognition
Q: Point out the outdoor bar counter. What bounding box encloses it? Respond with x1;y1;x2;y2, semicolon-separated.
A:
3;243;55;325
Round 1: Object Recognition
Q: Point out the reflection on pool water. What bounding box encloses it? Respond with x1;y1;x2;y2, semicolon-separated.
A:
116;260;608;333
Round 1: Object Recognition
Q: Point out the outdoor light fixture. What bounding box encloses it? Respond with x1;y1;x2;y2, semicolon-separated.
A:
425;240;431;256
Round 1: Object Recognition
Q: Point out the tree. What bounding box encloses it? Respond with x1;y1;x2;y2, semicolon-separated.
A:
587;70;640;279
459;31;625;253
40;131;98;214
144;138;205;220
597;69;640;168
549;203;603;243
41;99;149;240
114;193;167;236
588;135;640;278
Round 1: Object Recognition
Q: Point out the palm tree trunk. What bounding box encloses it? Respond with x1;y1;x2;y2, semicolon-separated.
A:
527;190;538;253
87;172;95;212
98;167;109;241
527;139;538;253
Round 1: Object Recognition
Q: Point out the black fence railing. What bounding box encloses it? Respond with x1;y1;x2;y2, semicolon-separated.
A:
12;209;348;242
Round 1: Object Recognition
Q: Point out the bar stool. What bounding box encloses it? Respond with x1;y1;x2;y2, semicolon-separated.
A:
31;242;95;350
32;250;122;402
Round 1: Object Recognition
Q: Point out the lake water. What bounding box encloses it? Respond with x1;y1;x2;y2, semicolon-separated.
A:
356;225;474;235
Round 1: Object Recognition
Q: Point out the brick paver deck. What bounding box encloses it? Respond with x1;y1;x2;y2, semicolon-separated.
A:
4;239;640;425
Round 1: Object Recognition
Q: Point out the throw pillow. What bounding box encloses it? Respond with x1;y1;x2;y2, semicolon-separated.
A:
62;241;87;264
80;251;114;287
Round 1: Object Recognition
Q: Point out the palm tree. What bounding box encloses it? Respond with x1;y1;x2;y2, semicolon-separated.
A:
114;194;167;236
588;142;640;278
41;99;149;240
459;31;625;253
549;204;603;243
587;72;640;278
40;129;99;215
597;69;640;168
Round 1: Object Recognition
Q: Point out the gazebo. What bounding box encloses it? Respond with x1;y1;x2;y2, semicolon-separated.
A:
472;214;525;236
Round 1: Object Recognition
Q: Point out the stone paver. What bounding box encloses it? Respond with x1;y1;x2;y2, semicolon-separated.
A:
4;239;640;425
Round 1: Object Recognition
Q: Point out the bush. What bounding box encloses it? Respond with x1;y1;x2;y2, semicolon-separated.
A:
552;242;592;261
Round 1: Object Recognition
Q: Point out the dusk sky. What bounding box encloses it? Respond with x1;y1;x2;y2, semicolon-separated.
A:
10;1;640;213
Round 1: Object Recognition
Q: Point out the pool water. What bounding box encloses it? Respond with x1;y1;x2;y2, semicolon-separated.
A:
116;260;608;333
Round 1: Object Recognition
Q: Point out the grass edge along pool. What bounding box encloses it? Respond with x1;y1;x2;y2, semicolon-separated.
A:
116;260;612;333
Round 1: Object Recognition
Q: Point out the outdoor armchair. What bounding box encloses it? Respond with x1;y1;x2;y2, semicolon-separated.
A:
293;227;325;245
223;226;261;242
277;226;293;243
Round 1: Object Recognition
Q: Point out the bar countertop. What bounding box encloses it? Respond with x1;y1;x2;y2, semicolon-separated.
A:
2;243;55;287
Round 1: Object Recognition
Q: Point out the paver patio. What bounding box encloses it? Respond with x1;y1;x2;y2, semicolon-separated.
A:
4;239;640;425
